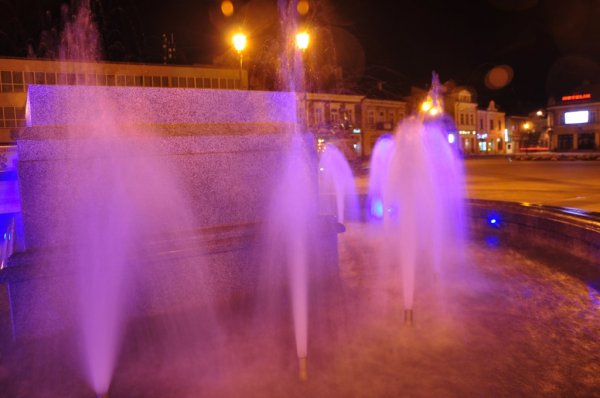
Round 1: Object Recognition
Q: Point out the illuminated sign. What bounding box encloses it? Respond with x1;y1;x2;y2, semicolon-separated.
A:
561;93;591;101
565;110;589;124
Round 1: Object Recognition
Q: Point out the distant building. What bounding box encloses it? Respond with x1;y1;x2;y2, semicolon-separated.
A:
547;86;600;151
506;115;532;153
0;57;247;143
444;85;478;154
299;92;407;159
361;98;407;157
302;92;365;159
476;101;506;153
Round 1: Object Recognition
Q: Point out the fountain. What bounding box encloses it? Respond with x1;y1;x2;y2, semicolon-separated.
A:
364;74;466;322
0;2;599;397
318;143;359;223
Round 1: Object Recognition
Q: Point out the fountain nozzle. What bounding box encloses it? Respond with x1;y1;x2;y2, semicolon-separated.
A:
298;356;308;382
404;309;413;326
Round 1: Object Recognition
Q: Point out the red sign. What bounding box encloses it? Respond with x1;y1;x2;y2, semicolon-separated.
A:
561;93;591;101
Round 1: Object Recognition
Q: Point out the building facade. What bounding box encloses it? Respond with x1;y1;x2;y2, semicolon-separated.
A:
361;98;407;157
547;89;600;151
445;87;478;154
302;92;364;159
300;93;407;159
475;101;506;153
0;57;247;143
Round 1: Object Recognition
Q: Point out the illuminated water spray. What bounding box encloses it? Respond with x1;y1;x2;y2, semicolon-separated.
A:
368;72;466;324
319;143;359;223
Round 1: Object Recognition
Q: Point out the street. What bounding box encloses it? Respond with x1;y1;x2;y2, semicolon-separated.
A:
464;158;600;212
356;158;600;213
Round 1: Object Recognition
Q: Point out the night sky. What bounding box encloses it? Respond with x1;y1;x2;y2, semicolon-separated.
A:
1;0;599;115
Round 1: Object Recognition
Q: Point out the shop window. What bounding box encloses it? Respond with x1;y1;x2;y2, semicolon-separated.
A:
144;76;153;87
4;107;15;119
178;77;186;88
125;75;134;86
97;75;107;86
578;133;595;150
196;77;203;88
558;135;573;150
106;75;116;86
162;77;169;87
34;72;45;85
24;72;35;84
12;72;24;91
211;78;218;88
227;79;235;89
0;70;12;85
153;76;162;87
204;78;211;88
46;73;57;85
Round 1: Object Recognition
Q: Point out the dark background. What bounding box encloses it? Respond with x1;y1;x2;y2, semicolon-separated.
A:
0;0;599;115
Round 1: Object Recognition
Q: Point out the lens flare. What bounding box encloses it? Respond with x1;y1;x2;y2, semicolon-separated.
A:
221;0;234;16
297;0;310;15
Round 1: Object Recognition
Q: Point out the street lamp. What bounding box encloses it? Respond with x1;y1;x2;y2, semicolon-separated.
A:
295;31;310;51
232;32;247;88
295;31;310;128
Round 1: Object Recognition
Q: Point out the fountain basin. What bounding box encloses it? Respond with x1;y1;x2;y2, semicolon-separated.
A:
0;199;598;397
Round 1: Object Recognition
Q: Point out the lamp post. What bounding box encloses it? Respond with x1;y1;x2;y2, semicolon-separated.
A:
295;31;310;127
232;32;247;89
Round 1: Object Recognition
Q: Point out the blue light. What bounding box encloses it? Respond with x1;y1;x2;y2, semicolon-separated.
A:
371;199;384;218
487;212;501;228
448;133;456;144
485;235;500;247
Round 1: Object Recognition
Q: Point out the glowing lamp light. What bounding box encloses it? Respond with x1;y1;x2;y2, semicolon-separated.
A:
295;31;310;51
232;32;247;53
429;107;440;116
421;100;432;112
448;133;456;144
